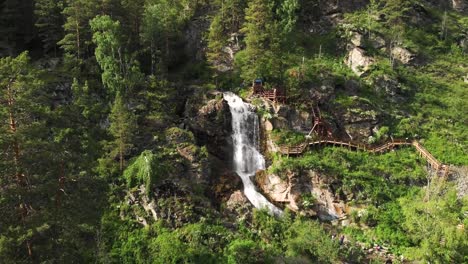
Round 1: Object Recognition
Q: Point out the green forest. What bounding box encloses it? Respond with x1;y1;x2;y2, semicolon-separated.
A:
0;0;467;263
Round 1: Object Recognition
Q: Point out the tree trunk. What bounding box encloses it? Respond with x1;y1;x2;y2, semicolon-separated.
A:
119;138;124;171
74;6;81;60
6;81;26;185
7;80;32;259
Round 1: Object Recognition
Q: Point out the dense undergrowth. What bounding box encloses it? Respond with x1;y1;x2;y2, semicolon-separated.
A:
0;0;466;263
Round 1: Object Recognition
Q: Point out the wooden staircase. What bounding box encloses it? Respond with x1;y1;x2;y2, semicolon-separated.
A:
279;139;450;177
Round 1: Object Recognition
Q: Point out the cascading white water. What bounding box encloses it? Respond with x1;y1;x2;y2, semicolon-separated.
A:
223;92;282;216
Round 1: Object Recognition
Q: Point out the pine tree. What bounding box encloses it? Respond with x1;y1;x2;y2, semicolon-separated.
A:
207;14;226;65
0;52;49;260
140;0;189;75
34;0;65;56
59;0;100;67
240;0;276;80
109;94;136;171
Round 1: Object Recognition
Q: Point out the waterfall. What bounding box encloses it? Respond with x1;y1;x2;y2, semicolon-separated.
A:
223;92;282;216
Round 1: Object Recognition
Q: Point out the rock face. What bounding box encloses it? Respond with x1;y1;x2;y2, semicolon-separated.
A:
184;9;211;61
342;107;380;141
125;182;214;228
309;74;337;103
186;94;232;161
300;0;370;33
346;47;375;76
212;34;242;72
350;31;365;48
253;98;312;133
450;166;468;198
308;171;348;220
256;169;349;220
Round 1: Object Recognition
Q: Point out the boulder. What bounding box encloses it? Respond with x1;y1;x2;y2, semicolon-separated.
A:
226;190;249;210
391;46;416;65
346;47;375;76
452;0;467;12
264;120;274;131
369;34;386;49
350;31;365;47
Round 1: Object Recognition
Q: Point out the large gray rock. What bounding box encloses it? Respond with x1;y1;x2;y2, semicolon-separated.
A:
391;46;416;65
369;34;386;49
350;31;385;49
350;31;365;47
346;47;375;76
452;0;467;12
268;103;312;132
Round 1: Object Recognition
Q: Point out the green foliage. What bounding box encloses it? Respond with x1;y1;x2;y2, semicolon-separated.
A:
123;150;164;195
108;94;137;171
91;15;143;96
271;129;306;146
400;180;467;263
1;1;466;263
140;0;194;75
271;147;426;204
59;0;100;66
285;220;339;263
34;0;64;55
238;0;297;82
165;127;195;145
226;239;268;264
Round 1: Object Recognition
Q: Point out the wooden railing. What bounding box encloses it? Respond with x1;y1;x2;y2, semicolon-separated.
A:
279;139;450;177
253;88;286;103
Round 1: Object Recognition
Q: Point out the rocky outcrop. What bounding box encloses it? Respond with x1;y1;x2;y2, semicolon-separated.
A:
300;0;370;33
349;31;386;50
309;73;337;103
449;166;468;198
212;34;242;72
256;168;350;220
335;96;380;141
308;171;349;220
125;182;215;228
391;46;416;65
346;47;375;76
252;98;312;133
185;93;232;160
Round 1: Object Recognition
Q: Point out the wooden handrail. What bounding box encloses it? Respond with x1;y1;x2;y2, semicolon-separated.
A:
278;138;450;176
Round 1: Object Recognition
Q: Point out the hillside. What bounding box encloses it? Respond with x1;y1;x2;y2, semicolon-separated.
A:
0;0;467;263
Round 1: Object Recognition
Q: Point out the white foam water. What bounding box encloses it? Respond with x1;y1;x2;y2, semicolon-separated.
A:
223;92;282;216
